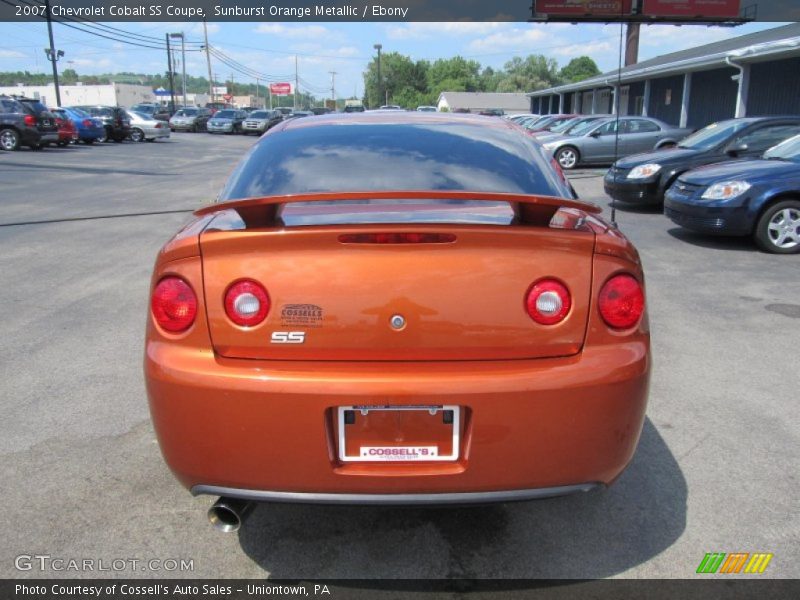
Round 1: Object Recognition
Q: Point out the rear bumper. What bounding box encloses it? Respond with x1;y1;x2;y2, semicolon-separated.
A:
146;341;650;498
192;483;601;505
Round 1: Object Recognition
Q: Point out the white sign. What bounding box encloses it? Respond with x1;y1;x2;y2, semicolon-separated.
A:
212;86;228;95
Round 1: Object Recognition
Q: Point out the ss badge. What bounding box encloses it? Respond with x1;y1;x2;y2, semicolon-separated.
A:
271;331;306;344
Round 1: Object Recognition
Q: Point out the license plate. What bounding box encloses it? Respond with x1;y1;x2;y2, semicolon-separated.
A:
337;405;460;462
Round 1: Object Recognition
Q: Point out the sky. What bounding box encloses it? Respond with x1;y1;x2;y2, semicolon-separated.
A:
0;20;789;99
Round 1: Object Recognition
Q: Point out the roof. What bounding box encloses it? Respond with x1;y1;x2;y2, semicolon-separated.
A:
530;23;800;97
280;110;520;131
437;92;531;111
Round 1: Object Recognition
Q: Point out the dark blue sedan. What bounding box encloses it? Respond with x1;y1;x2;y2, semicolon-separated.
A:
664;135;800;254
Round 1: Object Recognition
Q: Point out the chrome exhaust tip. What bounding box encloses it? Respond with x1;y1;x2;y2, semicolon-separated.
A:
208;497;253;533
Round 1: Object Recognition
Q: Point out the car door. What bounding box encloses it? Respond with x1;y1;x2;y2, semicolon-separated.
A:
623;118;663;154
725;122;800;158
582;120;622;163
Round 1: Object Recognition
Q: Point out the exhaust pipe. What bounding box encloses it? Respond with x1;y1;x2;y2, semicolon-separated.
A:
208;497;254;533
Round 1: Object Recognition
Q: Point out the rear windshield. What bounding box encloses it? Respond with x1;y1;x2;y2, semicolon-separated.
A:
23;100;48;114
220;119;573;201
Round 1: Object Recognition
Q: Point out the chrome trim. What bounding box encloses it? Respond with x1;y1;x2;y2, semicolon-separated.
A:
191;483;601;506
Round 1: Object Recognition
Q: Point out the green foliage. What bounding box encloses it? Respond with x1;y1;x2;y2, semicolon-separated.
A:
559;56;601;83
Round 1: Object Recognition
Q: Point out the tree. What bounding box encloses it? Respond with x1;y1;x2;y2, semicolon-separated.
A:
496;55;562;92
363;52;428;108
559;56;601;84
427;56;481;93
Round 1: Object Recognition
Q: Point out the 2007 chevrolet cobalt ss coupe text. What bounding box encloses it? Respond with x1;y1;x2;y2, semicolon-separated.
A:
144;113;651;532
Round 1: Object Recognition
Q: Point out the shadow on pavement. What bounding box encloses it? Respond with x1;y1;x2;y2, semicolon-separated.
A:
667;227;757;252
238;419;686;579
608;200;664;215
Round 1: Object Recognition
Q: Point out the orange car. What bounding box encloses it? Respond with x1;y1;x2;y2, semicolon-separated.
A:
144;113;650;532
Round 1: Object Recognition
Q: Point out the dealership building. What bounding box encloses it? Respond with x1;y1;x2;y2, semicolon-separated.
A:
529;23;800;129
0;82;156;108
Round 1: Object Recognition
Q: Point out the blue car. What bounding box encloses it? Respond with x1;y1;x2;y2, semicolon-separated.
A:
664;134;800;254
55;107;105;144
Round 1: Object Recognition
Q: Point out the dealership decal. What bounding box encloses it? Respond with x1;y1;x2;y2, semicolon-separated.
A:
281;304;323;328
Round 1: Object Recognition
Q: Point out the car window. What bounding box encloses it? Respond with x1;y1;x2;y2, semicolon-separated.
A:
763;134;800;162
215;110;236;118
732;124;800;152
678;119;750;150
250;111;269;119
593;120;619;136
568;119;603;136
1;99;23;112
626;119;660;133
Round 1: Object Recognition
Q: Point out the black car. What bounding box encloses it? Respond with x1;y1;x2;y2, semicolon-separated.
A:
0;95;58;151
73;105;131;142
604;117;800;205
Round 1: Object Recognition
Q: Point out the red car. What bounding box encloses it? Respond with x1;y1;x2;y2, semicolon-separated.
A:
50;109;78;147
144;113;650;532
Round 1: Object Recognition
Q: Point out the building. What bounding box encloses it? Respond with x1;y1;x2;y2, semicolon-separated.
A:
0;83;154;108
528;23;800;129
437;92;531;114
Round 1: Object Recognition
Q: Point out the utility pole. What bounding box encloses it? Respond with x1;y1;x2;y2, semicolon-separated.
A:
255;78;259;107
43;0;63;106
373;44;382;108
165;34;176;113
625;23;640;66
203;20;213;102
294;55;299;110
329;71;337;107
170;33;186;108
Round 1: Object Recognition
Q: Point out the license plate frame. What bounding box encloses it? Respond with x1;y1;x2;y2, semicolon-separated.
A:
337;405;460;463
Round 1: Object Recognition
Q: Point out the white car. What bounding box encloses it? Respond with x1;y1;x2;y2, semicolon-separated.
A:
126;110;170;142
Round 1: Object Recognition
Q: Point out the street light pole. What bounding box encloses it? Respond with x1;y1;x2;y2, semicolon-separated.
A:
43;0;62;106
373;43;382;109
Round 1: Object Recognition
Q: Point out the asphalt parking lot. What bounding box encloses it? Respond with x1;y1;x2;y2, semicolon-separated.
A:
1;132;798;580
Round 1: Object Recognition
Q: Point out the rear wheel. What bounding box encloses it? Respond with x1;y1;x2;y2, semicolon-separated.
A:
754;200;800;254
83;139;95;145
98;129;109;143
0;128;20;151
556;146;580;170
130;128;145;143
57;140;68;147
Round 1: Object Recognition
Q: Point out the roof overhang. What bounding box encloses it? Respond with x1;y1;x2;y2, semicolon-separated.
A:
529;35;800;97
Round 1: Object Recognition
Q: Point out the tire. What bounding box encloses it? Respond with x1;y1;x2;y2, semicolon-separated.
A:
555;146;580;170
98;129;109;143
130;128;145;143
57;140;68;147
84;139;95;145
754;200;800;254
0;128;21;151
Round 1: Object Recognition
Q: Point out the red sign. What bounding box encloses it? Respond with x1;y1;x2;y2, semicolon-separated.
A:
223;94;233;101
269;82;292;96
642;0;741;18
534;0;633;16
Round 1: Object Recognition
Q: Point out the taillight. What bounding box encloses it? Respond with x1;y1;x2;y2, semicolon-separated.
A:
24;115;36;126
598;274;644;329
82;119;92;127
155;122;162;128
338;233;456;244
151;277;197;333
525;279;571;325
224;280;270;327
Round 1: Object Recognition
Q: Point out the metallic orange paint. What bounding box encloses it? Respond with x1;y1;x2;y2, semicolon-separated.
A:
145;191;650;500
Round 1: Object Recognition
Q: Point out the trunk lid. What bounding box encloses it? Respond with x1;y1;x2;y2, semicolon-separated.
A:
199;224;594;361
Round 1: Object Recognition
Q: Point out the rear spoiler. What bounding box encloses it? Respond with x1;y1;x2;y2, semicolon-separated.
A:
194;190;602;229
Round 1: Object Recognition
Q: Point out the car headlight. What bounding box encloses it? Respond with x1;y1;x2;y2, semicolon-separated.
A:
701;181;751;200
627;164;662;179
542;141;559;150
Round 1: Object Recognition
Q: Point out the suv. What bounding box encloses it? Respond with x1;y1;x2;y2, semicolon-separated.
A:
73;105;131;142
0;95;58;151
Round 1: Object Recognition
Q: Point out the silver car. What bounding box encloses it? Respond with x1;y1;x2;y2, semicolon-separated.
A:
541;116;693;169
242;109;282;135
126;111;170;142
207;109;246;134
169;108;211;132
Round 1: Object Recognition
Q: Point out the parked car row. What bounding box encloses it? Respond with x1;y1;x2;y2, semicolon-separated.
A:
599;116;800;254
167;107;312;135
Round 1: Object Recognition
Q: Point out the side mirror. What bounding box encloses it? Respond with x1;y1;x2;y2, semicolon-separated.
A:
589;130;602;138
726;143;748;157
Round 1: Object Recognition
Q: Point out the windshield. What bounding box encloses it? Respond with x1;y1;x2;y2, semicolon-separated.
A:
131;111;149;120
549;118;581;134
250;111;269;119
763;134;800;162
215;110;236;118
570;119;607;136
176;109;198;116
132;105;153;112
678;120;751;150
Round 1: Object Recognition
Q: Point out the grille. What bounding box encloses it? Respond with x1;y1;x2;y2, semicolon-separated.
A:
665;207;725;229
670;181;703;197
